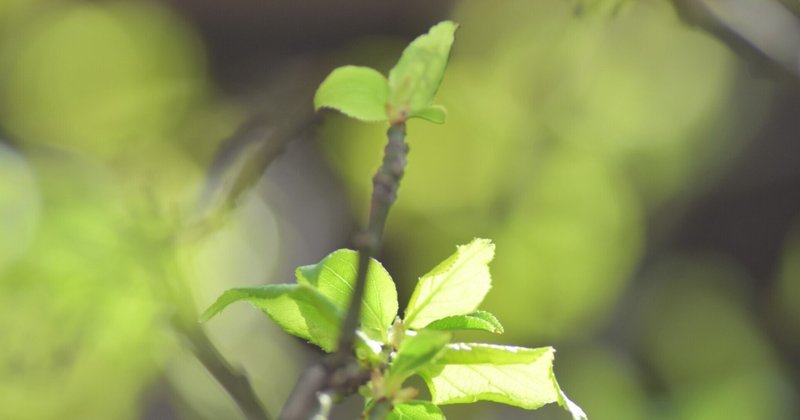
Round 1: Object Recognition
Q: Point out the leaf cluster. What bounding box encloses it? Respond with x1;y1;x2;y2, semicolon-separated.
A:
313;21;457;125
203;239;585;419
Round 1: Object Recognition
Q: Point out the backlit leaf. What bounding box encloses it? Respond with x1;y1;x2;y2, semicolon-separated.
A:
387;21;458;121
296;249;398;342
387;401;445;420
424;310;504;334
404;238;494;329
420;343;586;419
385;330;450;392
314;65;389;122
201;284;342;352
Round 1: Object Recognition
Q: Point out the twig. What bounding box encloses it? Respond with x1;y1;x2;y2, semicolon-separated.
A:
279;122;408;420
177;318;273;420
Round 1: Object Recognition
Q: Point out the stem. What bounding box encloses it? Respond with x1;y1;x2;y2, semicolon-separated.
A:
279;122;408;420
337;123;407;354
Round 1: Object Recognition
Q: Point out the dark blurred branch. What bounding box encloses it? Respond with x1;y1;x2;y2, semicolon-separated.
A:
169;111;318;420
279;123;408;420
142;230;272;420
671;0;800;84
186;113;317;239
174;317;272;420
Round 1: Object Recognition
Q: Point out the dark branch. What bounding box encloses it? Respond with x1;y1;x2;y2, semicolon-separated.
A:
176;318;272;420
279;122;408;420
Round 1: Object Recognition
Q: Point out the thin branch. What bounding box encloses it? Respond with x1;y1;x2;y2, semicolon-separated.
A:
279;122;408;420
176;318;272;420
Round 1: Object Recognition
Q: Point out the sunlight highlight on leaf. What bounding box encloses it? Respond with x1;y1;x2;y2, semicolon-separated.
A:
314;65;389;122
295;248;398;343
404;238;494;329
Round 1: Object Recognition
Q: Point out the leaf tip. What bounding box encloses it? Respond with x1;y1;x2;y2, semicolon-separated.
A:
199;304;220;323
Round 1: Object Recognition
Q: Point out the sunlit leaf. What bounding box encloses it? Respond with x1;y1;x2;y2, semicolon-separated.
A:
387;401;445;420
314;65;389;122
404;238;494;329
387;21;458;121
424;310;503;334
420;343;586;419
385;330;450;392
295;249;398;342
201;284;342;352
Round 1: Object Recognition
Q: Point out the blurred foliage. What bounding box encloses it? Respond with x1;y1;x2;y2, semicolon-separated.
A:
635;255;795;420
0;1;260;419
557;345;649;420
776;221;800;344
0;0;796;419
319;0;746;340
0;150;164;419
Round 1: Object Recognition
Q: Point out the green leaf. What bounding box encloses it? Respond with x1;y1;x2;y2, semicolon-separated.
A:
424;310;504;334
296;249;398;343
385;330;450;392
410;105;447;124
314;65;389;122
387;401;445;420
404;238;495;329
419;343;587;419
387;21;458;121
201;284;342;352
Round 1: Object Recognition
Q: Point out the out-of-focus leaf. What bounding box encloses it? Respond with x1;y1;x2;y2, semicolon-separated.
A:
387;21;457;121
201;284;342;352
387;401;445;420
314;65;389;122
420;343;586;419
0;2;207;160
295;249;397;343
385;330;450;391
404;239;494;329
487;148;642;339
424;310;503;334
0;144;39;271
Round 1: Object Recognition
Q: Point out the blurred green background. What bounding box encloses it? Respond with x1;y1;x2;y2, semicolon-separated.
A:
1;0;799;419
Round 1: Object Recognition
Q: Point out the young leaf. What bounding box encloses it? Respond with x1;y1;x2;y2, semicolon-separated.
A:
424;310;504;334
387;401;445;420
314;65;389;122
410;105;447;124
296;249;398;342
403;238;494;329
384;330;450;392
387;21;458;121
201;284;342;352
419;343;586;419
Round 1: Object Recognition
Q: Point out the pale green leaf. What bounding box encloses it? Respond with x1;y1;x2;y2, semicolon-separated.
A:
387;21;458;121
314;65;389;122
200;284;342;352
385;330;450;392
404;238;494;329
387;401;445;420
296;249;398;342
410;105;447;124
420;343;586;419
424;310;504;334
